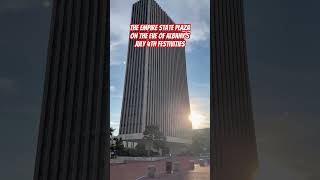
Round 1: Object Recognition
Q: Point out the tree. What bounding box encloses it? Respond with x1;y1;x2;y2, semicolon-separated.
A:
135;142;146;151
143;125;166;157
109;128;115;150
109;128;125;156
109;127;115;140
134;142;148;157
114;137;124;153
191;129;210;155
109;127;116;158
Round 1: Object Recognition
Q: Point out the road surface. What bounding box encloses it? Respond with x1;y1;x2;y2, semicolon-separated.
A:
110;156;210;180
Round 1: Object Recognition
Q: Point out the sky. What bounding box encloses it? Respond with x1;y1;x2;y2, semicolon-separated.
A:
110;0;211;135
0;0;320;180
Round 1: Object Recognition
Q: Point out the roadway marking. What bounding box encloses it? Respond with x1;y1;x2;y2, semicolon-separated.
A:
135;175;146;180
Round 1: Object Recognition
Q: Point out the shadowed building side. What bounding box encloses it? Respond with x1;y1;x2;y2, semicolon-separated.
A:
33;0;109;180
210;0;259;179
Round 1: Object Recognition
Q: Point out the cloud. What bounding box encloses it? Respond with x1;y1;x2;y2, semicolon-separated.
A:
189;96;210;129
190;96;210;109
111;95;123;99
110;113;121;135
156;0;210;50
154;0;210;35
191;82;210;88
110;0;210;65
110;0;132;65
110;85;116;92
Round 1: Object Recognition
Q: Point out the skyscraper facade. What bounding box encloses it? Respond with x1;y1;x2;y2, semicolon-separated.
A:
33;0;109;180
211;0;258;179
118;0;192;144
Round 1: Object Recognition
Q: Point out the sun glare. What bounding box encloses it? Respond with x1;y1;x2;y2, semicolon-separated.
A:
189;112;205;129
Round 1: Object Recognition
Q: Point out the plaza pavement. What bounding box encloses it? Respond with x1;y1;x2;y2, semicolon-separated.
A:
142;165;210;180
110;156;210;180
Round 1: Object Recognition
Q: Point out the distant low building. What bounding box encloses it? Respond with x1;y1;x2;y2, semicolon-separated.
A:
110;136;137;149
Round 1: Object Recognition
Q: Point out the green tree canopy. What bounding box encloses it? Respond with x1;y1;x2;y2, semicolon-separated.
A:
143;125;166;151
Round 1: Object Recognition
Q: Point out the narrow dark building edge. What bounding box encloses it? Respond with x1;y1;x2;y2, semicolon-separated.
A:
33;0;109;179
210;0;259;179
